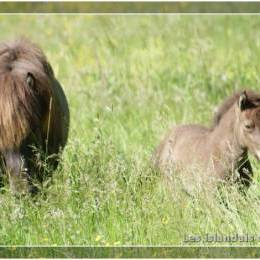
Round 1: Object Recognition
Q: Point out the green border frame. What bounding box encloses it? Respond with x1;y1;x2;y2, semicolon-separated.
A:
1;246;260;258
1;1;260;13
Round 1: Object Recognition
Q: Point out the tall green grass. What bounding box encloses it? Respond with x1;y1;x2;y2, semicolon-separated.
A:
0;15;260;246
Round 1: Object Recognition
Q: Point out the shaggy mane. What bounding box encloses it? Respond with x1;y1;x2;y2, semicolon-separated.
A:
0;38;53;150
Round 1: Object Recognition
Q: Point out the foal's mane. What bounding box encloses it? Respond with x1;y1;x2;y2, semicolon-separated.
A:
212;90;260;128
212;91;241;127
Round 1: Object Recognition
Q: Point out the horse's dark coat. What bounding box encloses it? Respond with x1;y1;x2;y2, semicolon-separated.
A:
0;38;69;194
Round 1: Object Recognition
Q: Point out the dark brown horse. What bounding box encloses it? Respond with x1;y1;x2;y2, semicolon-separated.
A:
0;38;69;195
153;90;260;194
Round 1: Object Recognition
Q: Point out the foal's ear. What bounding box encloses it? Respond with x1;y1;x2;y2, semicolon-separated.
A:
238;91;248;111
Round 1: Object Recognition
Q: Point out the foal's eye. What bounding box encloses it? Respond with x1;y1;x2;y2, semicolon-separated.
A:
244;123;254;130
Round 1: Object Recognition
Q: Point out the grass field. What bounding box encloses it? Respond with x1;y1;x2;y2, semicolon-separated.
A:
1;15;260;249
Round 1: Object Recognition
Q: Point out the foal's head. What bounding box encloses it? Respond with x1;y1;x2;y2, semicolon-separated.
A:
236;90;260;160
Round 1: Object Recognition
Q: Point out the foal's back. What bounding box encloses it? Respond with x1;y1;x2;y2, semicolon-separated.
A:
154;124;210;171
153;124;213;195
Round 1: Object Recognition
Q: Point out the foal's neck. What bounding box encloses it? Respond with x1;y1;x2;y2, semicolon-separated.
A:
211;105;245;160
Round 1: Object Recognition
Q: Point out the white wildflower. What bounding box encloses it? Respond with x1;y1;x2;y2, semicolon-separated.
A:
49;208;64;218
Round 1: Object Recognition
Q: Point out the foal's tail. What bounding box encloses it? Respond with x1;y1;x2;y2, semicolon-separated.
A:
152;127;176;171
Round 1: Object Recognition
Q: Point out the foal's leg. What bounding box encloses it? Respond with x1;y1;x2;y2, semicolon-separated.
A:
238;158;253;189
3;151;30;195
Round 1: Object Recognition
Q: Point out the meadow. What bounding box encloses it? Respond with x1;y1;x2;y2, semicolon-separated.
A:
1;15;260;248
